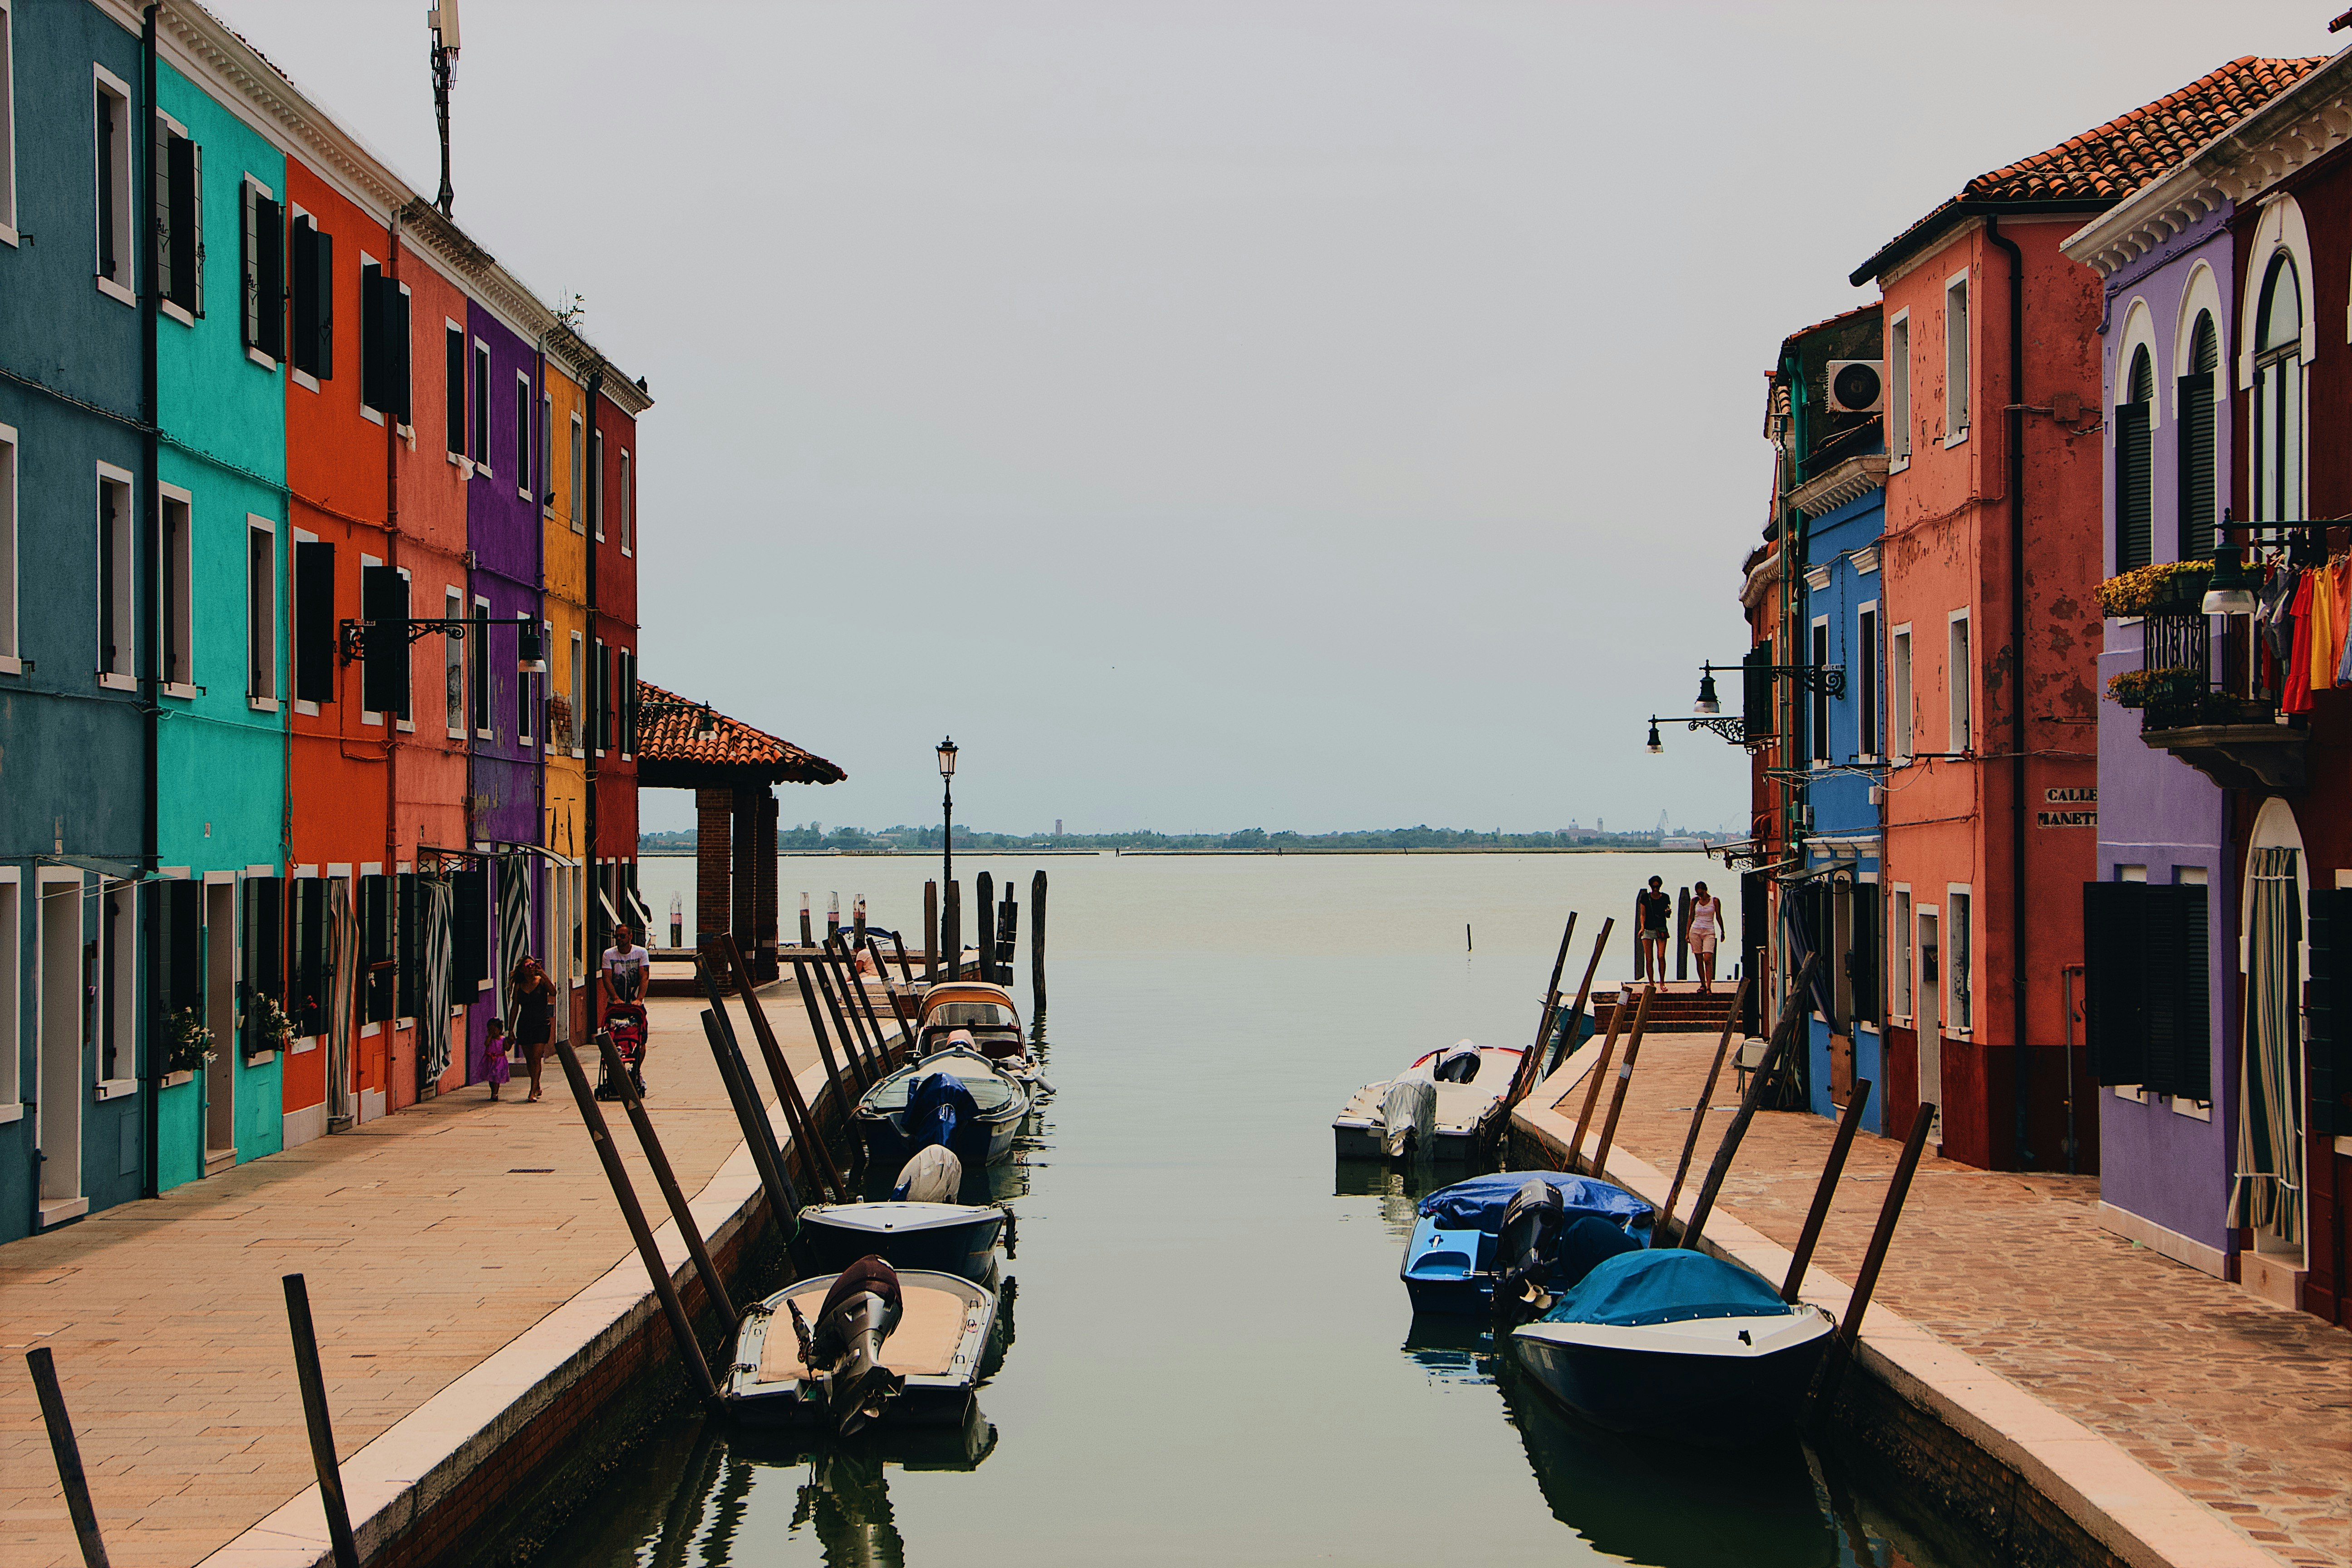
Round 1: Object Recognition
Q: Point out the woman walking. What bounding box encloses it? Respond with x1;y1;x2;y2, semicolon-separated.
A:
1686;880;1725;995
511;957;557;1103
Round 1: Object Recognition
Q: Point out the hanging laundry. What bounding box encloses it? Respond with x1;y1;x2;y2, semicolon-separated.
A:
2309;555;2342;694
2283;569;2317;714
2257;564;2298;696
2334;554;2352;687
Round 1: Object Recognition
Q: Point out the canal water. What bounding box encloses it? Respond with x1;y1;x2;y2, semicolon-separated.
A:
546;852;1950;1568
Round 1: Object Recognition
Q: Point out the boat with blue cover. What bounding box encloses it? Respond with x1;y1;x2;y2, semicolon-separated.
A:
1509;1249;1835;1446
1400;1171;1653;1315
853;1046;1030;1171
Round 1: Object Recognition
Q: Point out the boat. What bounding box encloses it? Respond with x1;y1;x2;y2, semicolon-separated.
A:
799;1202;1006;1282
1333;1041;1525;1161
915;980;1051;1093
1509;1249;1836;1446
853;1046;1031;1170
1400;1171;1653;1316
725;1262;1000;1431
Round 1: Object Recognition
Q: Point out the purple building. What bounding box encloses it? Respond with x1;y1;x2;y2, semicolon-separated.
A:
2062;167;2237;1281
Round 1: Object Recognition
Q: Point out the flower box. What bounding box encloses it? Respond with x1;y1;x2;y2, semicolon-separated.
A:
160;1069;196;1089
2097;559;2212;617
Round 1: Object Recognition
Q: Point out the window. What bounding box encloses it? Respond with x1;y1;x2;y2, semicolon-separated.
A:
568;630;585;755
443;587;465;735
246;520;275;703
1892;886;1913;1019
159;486;192;691
153;111;201;318
1944;272;1969;441
1948;889;1972;1033
568;414;585;529
2116;346;2153;573
1891;626;1913;760
591;427;605;540
0;2;15;242
538;620;554;747
100;882;134;1081
471;594;493;739
1947;613;1970;752
539;392;553;509
2178;313;2218;560
1810;618;1830;764
289;212;333;380
2084;877;2212;1102
593;637;608;753
619;449;633;554
514;373;532;500
0;421;17;670
1887;311;1911;464
618;647;636;756
97;467;132;682
1857;606;1879;758
1917;909;1940;1029
472;340;491;474
517;636;534;748
359;261;412;423
360;875;395;1024
292;538;333;705
359;559;407;720
93;69;133;301
2252;253;2303;529
0;873;16;1108
241;178;284;360
445;323;466;457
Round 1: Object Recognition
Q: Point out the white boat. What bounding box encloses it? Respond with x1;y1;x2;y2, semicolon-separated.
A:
726;1266;999;1431
1333;1041;1525;1161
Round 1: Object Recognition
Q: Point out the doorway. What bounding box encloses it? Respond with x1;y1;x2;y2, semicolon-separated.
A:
36;873;84;1215
1916;906;1942;1141
206;881;237;1169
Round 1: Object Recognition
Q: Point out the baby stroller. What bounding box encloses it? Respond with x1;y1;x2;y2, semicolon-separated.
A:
596;1000;649;1100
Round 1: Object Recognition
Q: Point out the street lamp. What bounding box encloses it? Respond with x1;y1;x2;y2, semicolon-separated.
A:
2200;547;2257;616
1693;669;1721;715
1646;721;1664;754
937;736;959;885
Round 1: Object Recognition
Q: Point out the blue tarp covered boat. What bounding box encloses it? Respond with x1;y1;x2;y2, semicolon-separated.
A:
1509;1250;1835;1445
1400;1171;1653;1316
853;1047;1029;1171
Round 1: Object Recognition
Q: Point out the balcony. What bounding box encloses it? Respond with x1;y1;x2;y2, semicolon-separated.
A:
2114;609;2307;791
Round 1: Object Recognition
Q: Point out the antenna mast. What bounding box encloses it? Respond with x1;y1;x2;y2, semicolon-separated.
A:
427;0;461;215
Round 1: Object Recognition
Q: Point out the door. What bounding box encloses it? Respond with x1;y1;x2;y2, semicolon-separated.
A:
36;875;84;1205
1916;908;1942;1140
206;882;237;1161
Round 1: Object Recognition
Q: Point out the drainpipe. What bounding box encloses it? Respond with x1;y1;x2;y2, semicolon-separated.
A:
140;3;162;1198
583;367;603;964
1984;216;2032;1169
383;212;402;873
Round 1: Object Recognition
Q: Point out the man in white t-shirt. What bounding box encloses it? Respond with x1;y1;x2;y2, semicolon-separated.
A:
602;923;650;1003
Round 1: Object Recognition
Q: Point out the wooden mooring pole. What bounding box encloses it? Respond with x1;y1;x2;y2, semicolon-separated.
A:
923;881;939;983
1810;1101;1937;1417
1681;953;1820;1252
975;872;995;983
708;936;845;1202
1542;918;1614;1083
699;1006;804;1230
1030;868;1048;1015
782;952;858;1124
597;1031;739;1335
808;953;877;1091
1659;972;1752;1237
551;1036;725;1413
830;936;896;1070
25;1347;111;1568
942;880;962;980
280;1274;362;1568
1588;985;1656;1176
1783;1079;1872;1303
869;934;919;1060
1567;986;1638;1167
1504;913;1576;1110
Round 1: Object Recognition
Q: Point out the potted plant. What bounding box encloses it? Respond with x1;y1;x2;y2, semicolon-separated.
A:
2107;670;2154;708
249;993;295;1058
2097;559;2213;617
163;1006;215;1083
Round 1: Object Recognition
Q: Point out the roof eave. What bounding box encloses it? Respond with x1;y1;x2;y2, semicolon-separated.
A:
1849;198;2114;289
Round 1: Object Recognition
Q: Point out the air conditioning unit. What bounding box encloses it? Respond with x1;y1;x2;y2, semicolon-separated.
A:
1825;360;1884;414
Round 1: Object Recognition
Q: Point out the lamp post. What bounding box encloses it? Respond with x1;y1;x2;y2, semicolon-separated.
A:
937;737;959;887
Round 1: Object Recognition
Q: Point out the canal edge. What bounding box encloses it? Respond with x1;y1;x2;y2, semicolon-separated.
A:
1507;1053;2283;1568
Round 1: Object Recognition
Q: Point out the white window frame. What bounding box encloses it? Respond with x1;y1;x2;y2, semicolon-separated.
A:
96;462;135;687
153;107;196;329
444;586;466;738
0;0;17;248
472;593;494;741
158;481;195;697
358;552;385;726
1944;268;1970;446
1916;903;1940;1033
445;319;470;470
568;630;585;757
1856;600;1880;762
354;250;411;429
537;617;554;751
0;420;18;672
568;412;585;532
393;566;416;733
240;174;278;370
472;338;493;478
2172;866;2212;1120
1946;884;1972;1036
1887;307;1910;468
93;65;134;304
1947;608;1972;753
1891;883;1913;1023
289;525;320;714
0;867;19;1119
1809;614;1831;766
540;391;554;514
285;201;320;394
514;370;534;502
1890;623;1913;763
618;447;633;557
96;879;137;1095
590;427;605;541
246;515;277;709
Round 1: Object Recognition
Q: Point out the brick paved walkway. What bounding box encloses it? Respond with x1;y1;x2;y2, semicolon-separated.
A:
1554;1030;2352;1568
1;985;852;1568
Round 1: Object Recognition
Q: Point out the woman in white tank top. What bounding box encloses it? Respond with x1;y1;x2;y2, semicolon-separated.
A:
1686;880;1725;994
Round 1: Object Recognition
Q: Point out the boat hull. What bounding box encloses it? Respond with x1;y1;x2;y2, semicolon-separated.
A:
1510;1309;1834;1446
725;1269;998;1431
853;1047;1030;1171
799;1204;1005;1282
1333;1046;1520;1161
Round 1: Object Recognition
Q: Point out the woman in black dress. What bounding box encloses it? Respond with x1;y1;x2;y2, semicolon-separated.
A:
511;958;557;1102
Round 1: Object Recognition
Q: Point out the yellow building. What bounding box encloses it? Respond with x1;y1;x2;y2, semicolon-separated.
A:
541;348;593;1035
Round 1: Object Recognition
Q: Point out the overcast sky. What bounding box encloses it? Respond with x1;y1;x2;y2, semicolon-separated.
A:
210;1;2337;835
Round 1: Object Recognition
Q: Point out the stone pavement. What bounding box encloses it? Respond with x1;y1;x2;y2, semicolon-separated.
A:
0;981;857;1568
1548;1029;2352;1568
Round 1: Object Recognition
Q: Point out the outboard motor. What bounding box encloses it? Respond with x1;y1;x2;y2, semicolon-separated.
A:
905;1072;981;1161
893;1143;964;1203
1432;1042;1481;1083
1492;1177;1568;1327
789;1254;907;1436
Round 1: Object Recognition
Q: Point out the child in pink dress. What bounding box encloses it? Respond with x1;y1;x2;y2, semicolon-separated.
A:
485;1017;513;1099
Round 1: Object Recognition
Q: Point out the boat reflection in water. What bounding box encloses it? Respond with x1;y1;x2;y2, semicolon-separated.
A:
1330;1156;1436;1243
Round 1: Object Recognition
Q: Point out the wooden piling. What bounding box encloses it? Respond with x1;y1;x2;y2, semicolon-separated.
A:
1676;886;1690;981
1567;987;1633;1166
869;935;920;1060
829;936;894;1071
707;936;844;1202
808;954;876;1090
1030;868;1048;1014
923;881;939;983
1504;913;1577;1110
1782;1079;1872;1303
25;1347;111;1568
1681;953;1820;1252
997;882;1017;985
280;1274;362;1568
1541;918;1614;1083
597;1031;739;1335
1588;985;1656;1176
1809;1101;1938;1418
782;953;857;1122
888;929;915;984
943;881;962;981
698;1006;805;1229
799;893;813;948
550;1037;725;1412
1659;972;1752;1236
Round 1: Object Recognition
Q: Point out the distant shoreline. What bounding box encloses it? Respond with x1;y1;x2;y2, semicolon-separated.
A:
637;845;1720;858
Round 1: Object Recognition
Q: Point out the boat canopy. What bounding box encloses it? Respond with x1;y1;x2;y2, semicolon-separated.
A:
1539;1249;1788;1328
1417;1172;1650;1234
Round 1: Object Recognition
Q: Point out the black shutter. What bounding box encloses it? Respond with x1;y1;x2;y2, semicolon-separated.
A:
387;283;412;424
168;879;204;1014
255;195;286;359
2117;402;2153;573
1743;643;1775;740
446;328;467;456
361;874;395;1024
2142;883;2184;1094
2174;883;2211;1102
167;133;198;309
2178;378;2216;560
1849;882;1879;1025
362;264;387;412
311;226;334;378
452;867;489;996
295;879;327;1037
290;219;318;375
361;564;410;715
2310;889;2351;1136
98;95;117;278
397;872;419;1019
294;540;335;704
246;876;284;1000
2083;881;2147;1085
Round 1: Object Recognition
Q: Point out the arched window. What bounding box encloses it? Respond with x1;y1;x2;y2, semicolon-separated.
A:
2116;346;2154;572
2252;252;2303;525
2177;312;2218;559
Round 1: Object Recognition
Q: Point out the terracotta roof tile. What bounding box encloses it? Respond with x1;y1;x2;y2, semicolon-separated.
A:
636;681;846;785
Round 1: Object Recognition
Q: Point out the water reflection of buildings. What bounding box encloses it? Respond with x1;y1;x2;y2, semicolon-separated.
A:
1331;1160;1439;1244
